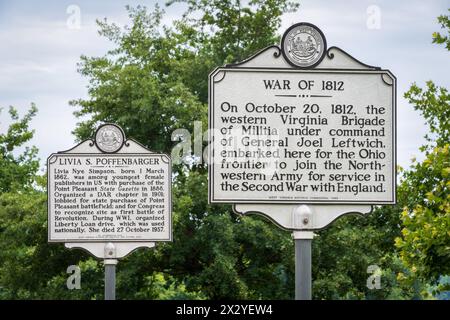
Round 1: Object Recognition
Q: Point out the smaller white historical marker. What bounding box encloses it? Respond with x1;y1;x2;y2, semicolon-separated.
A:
48;124;172;243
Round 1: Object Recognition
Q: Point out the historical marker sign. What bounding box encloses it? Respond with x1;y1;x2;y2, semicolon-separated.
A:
208;21;396;301
48;124;172;242
209;23;396;205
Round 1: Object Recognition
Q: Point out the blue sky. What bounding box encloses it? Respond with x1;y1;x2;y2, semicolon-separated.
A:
0;0;449;171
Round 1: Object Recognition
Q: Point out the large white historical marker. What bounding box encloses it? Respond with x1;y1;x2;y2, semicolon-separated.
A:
209;24;396;207
208;22;396;299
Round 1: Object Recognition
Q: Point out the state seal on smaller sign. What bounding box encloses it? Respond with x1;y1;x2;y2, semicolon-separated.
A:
95;124;125;153
281;22;327;68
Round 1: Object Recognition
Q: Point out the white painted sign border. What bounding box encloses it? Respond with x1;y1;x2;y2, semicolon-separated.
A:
47;125;173;260
208;47;397;205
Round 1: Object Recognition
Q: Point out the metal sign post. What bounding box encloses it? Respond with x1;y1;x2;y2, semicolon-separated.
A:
104;259;117;300
235;204;372;300
293;231;313;300
65;241;156;300
104;242;117;300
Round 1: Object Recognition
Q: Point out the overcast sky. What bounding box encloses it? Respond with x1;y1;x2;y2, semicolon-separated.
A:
0;0;449;172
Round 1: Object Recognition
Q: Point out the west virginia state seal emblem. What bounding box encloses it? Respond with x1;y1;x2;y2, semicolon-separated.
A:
95;124;125;153
281;22;327;68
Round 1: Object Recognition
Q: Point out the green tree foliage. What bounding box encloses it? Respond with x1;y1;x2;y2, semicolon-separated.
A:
0;106;93;299
396;146;449;282
395;13;450;292
404;82;449;151
432;10;450;50
70;5;206;154
0;105;39;192
168;0;298;64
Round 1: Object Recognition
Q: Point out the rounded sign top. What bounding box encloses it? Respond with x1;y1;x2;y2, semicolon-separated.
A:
281;22;327;69
95;124;125;153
